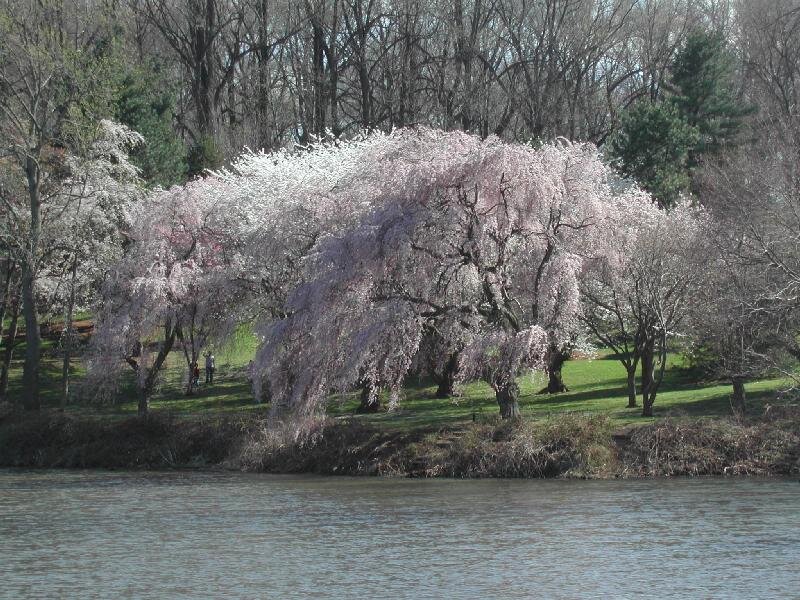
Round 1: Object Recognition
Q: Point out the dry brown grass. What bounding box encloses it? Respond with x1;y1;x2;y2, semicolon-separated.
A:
618;408;800;477
2;409;798;478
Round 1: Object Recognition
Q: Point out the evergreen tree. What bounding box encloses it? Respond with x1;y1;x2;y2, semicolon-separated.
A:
187;135;224;179
609;29;755;207
669;30;755;158
609;102;699;208
114;64;188;187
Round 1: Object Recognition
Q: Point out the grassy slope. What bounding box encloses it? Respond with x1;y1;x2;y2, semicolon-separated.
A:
3;320;789;430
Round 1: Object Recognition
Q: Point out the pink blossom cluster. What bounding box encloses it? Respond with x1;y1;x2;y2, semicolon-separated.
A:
93;127;706;417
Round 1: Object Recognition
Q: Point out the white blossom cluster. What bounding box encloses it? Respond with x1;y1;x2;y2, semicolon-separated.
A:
92;127;706;417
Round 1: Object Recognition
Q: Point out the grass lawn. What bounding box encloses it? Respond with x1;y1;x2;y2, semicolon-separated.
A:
3;321;790;430
325;352;789;430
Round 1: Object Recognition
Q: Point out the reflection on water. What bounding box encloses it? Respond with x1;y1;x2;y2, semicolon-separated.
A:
1;470;798;598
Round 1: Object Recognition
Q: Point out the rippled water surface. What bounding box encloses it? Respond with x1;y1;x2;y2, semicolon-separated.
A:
1;470;798;599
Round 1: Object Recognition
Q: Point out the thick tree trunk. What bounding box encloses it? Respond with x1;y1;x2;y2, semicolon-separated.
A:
434;352;459;398
60;259;77;411
137;387;149;417
496;381;521;419
191;0;216;137
640;346;655;418
328;0;340;136
626;365;637;408
0;299;20;403
731;378;746;414
256;62;270;148
255;0;273;149
435;379;453;399
358;49;371;128
541;347;569;394
546;367;568;393
22;155;41;412
311;17;327;136
357;381;380;413
397;23;417;127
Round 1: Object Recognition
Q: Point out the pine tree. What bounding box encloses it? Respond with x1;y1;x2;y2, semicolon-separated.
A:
114;64;188;187
609;102;699;208
609;29;755;206
669;30;755;159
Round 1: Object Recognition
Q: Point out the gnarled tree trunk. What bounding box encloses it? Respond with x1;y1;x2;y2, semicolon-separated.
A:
544;347;570;393
546;369;568;393
434;352;459;398
496;381;521;419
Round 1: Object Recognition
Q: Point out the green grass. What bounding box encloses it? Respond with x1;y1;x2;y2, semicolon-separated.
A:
2;325;791;430
326;352;790;430
3;324;267;420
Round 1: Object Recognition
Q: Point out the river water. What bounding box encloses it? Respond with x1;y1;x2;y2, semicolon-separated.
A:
0;470;798;599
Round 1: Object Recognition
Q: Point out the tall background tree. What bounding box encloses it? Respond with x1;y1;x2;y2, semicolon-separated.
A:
0;0;122;409
609;26;754;207
669;29;754;160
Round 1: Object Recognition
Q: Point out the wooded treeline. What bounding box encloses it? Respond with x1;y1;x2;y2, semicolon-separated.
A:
2;0;760;176
128;0;753;158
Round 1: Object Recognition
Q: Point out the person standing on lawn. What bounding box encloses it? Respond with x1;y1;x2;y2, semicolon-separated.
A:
191;362;200;388
205;352;215;384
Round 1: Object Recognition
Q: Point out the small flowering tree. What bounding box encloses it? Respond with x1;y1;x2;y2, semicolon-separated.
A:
90;178;245;413
580;198;708;415
1;120;144;408
40;120;145;407
252;128;646;419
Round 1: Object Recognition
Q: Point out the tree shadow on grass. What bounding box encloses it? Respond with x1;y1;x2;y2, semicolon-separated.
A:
655;387;778;419
525;385;629;406
522;365;759;413
151;380;256;412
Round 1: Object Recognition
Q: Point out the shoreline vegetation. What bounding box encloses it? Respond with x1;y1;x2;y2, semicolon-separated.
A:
1;409;798;478
2;330;799;479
